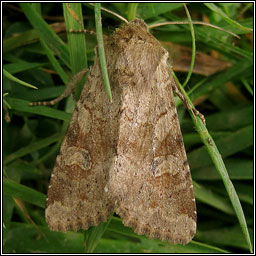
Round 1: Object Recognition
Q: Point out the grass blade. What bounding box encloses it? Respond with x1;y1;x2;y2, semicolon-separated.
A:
20;3;70;68
3;179;46;208
127;3;139;21
3;133;62;165
6;97;71;121
30;4;69;85
173;73;252;253
63;3;88;100
204;3;253;32
193;182;234;215
182;4;195;87
84;215;113;253
195;120;252;253
3;69;38;89
94;3;112;101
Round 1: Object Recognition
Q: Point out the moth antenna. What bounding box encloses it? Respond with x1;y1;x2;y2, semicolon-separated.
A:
171;71;206;125
69;4;129;35
29;68;88;106
88;3;128;24
148;21;240;39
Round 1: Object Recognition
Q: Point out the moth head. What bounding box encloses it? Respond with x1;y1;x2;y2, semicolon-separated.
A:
105;19;169;85
112;19;156;48
129;18;148;31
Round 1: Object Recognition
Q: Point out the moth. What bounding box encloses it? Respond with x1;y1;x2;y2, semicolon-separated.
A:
45;19;197;245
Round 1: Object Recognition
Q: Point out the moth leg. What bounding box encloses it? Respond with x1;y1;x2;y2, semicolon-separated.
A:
69;28;96;36
29;68;88;106
69;29;109;40
171;81;206;125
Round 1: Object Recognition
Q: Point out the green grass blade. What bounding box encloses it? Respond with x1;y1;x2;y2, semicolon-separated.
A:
241;78;253;96
204;3;253;32
182;4;195;87
84;215;113;253
188;125;253;169
194;182;234;215
3;69;38;89
94;3;112;101
196;225;253;250
137;3;183;20
165;12;252;60
16;86;66;102
106;217;229;253
31;4;69;85
193;159;253;181
3;223;85;253
6;97;71;121
63;3;88;100
3;222;229;253
190;58;253;101
205;105;253;131
3;3;252;253
40;37;69;84
95;238;229;253
3;98;12;109
19;3;70;68
195;122;252;252
173;73;252;253
4;62;46;74
3;28;40;54
127;3;139;21
3;133;62;165
233;182;253;205
3;179;46;208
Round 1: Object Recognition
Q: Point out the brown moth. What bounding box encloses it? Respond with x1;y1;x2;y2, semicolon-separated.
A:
45;19;196;245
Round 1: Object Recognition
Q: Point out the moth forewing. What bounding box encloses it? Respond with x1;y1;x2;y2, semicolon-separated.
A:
45;19;196;245
45;55;118;231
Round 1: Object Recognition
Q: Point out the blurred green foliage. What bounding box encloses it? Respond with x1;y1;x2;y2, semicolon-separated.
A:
3;3;253;253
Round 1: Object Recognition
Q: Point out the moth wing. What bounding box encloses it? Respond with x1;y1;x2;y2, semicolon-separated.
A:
45;60;119;231
107;58;196;244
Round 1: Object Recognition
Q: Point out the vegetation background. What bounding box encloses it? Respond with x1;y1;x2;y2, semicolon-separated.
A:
3;2;253;253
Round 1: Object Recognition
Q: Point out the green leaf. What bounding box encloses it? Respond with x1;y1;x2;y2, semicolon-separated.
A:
194;182;234;215
31;3;69;85
84;215;113;253
3;69;38;89
182;4;195;88
6;97;71;121
3;3;253;253
188;125;253;169
3;223;84;253
191;59;253;101
94;3;112;101
106;217;229;253
19;3;70;68
127;3;139;21
3;179;46;208
63;3;88;100
137;3;183;20
204;3;253;32
206;105;253;131
174;74;252;252
4;62;46;74
193;159;253;181
196;225;253;250
3;133;62;165
95;238;229;253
